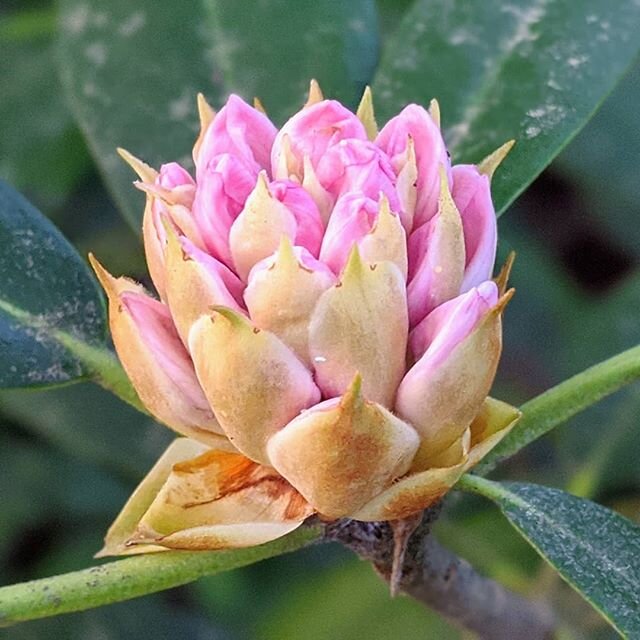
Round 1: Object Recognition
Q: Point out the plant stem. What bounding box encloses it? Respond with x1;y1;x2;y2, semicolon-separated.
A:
476;343;640;475
0;527;320;627
326;508;555;640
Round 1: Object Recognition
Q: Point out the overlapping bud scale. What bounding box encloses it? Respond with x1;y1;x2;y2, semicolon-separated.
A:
93;82;520;555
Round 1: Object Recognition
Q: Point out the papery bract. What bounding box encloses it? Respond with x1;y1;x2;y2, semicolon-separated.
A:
94;83;519;554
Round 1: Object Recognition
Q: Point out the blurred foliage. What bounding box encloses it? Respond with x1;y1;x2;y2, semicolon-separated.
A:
1;0;639;638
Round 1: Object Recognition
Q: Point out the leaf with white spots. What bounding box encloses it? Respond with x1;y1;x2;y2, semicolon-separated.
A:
0;181;138;409
372;0;640;214
204;0;380;124
57;0;224;229
459;475;640;637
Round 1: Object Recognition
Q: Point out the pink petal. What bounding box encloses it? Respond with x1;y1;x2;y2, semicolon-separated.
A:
270;180;324;257
120;292;215;418
319;193;378;274
315;139;402;220
376;104;450;229
192;153;256;266
406;198;466;328
180;237;245;306
395;282;504;457
158;162;195;197
409;281;499;362
196;94;277;176
271;100;367;179
452;164;497;292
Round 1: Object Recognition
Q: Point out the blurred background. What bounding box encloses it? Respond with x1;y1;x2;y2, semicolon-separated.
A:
1;1;639;638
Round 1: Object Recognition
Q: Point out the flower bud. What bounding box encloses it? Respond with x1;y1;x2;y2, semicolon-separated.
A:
189;308;320;464
396;283;509;466
308;248;408;407
196;94;276;176
452;164;498;292
96;87;521;553
267;375;419;518
376;104;450;229
272;99;367;180
89;256;227;447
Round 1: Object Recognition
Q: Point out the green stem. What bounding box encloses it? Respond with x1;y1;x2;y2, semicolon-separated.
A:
0;527;320;627
476;344;640;475
456;474;509;503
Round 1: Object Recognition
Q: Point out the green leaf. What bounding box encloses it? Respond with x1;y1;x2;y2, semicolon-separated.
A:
0;526;321;626
204;0;379;124
372;0;640;213
57;0;224;230
477;343;640;475
0;8;91;209
458;475;640;637
0;180;105;388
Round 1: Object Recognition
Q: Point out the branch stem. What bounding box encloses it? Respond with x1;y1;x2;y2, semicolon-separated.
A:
326;509;555;640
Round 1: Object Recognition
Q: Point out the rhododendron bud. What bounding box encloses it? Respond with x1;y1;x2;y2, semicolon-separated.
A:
376;104;450;229
193;153;257;266
196;94;276;175
272;98;367;180
451;164;498;292
267;375;420;518
93;82;520;554
319;193;407;278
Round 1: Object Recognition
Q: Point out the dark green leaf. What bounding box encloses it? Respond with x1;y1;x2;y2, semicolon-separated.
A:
0;180;106;388
205;0;379;124
459;476;640;637
57;0;224;229
373;0;640;213
0;9;91;210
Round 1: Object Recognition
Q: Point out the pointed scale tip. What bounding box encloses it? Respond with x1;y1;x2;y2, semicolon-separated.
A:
253;96;267;115
255;170;272;196
494;251;516;295
478;140;516;179
196;92;216;124
339;371;364;410
88;253;115;292
305;79;324;107
356;86;378;140
276;234;299;265
495;287;515;314
342;244;366;279
428;98;441;129
117;148;158;183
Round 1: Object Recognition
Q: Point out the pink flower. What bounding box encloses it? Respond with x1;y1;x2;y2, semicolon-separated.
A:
93;83;519;556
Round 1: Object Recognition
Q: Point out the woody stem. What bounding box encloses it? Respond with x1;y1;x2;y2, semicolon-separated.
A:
324;506;555;640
